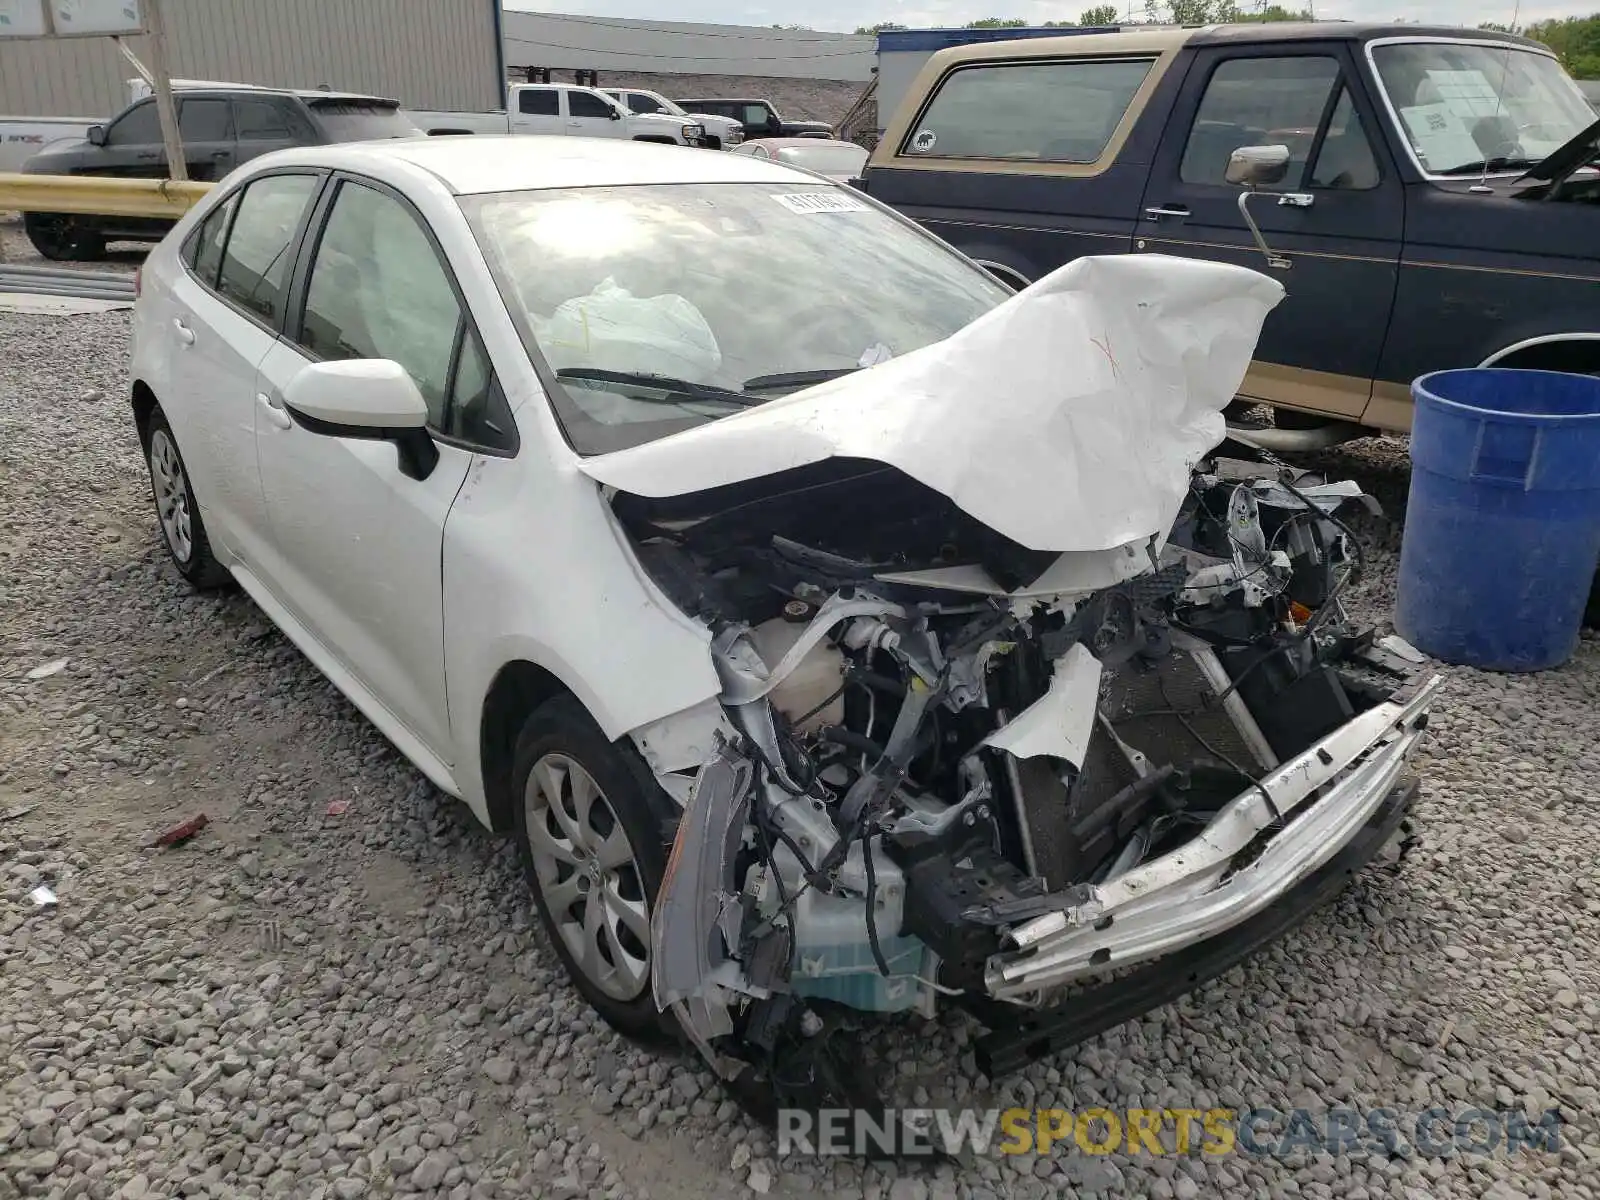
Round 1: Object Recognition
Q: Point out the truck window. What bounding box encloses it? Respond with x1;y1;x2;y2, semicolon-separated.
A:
106;101;160;146
235;99;293;140
624;93;664;115
903;59;1155;163
178;99;232;142
569;91;616;120
741;104;773;127
1181;56;1344;187
1307;88;1380;190
519;89;559;116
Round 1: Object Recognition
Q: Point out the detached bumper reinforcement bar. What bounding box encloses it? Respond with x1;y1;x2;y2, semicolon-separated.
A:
973;775;1418;1079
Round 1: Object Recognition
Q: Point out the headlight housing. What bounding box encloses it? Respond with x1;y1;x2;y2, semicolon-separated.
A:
682;123;705;141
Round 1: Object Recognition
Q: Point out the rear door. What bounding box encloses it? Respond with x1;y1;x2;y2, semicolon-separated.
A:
176;96;237;181
1133;43;1403;419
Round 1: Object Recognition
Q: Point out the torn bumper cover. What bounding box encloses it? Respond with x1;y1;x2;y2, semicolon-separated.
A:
984;674;1439;1000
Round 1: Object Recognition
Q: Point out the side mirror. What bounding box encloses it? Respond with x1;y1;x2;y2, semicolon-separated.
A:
609;107;622;120
1225;143;1294;271
1224;143;1290;188
87;125;106;147
282;359;439;480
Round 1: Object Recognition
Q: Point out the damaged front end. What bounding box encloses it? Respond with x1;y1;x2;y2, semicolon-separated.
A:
613;452;1437;1113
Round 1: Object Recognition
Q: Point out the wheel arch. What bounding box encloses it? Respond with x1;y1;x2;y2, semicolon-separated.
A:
479;659;577;833
630;135;677;145
131;380;159;452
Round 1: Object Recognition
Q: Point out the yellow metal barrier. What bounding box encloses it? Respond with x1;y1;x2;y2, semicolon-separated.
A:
0;172;213;219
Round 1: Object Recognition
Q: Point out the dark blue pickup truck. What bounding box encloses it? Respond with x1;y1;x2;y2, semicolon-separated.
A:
859;23;1600;442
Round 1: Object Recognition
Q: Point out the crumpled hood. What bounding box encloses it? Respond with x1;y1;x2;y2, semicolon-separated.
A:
577;254;1284;553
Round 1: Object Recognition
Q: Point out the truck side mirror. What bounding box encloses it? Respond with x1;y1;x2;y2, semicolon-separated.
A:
87;125;106;147
1226;143;1294;271
609;108;622;120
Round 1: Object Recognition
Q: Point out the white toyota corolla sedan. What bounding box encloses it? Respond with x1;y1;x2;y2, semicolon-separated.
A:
131;136;1436;1117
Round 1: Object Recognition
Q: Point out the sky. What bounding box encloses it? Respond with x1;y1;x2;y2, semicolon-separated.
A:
505;1;1598;35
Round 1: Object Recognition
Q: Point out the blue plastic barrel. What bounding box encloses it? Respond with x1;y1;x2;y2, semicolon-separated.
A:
1395;369;1600;672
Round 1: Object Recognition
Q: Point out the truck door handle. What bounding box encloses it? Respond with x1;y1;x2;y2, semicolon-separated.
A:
172;318;195;345
1144;205;1190;219
256;391;293;431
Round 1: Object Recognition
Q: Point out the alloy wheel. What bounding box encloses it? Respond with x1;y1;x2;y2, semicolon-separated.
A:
149;429;193;563
523;752;651;1001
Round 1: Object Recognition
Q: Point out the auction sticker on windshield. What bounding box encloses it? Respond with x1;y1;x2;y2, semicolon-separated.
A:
772;192;871;214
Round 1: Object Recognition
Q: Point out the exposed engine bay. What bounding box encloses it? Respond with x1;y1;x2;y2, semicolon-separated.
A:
607;447;1437;1115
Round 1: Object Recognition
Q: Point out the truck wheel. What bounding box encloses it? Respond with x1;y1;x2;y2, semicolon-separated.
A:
23;212;107;262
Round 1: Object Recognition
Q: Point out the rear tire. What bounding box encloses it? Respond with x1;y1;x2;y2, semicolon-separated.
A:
23;212;107;262
144;410;231;589
511;695;678;1043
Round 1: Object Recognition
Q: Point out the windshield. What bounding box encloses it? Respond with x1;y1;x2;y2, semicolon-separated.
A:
463;183;1009;454
1371;41;1595;175
777;143;870;176
310;102;419;141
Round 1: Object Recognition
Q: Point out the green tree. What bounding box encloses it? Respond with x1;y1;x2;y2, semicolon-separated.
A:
966;17;1029;27
1523;14;1600;80
854;21;908;34
1080;4;1121;24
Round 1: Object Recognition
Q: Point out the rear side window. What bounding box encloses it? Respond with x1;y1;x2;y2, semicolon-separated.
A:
235;99;294;140
215;174;319;321
106;101;160;146
569;91;615;120
185;191;240;285
904;58;1155;163
519;90;558;116
178;98;232;142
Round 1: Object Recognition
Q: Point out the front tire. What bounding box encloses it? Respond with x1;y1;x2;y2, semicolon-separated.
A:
511;696;677;1041
23;212;107;262
145;410;230;588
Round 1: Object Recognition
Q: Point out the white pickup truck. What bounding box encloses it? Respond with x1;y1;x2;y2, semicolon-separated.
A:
602;88;744;151
408;83;706;147
0;115;98;173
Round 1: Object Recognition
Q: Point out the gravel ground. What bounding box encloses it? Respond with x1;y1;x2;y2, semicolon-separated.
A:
1;301;1597;1200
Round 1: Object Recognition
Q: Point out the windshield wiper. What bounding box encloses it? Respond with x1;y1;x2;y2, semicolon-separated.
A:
741;367;861;391
555;367;758;406
1433;156;1538;176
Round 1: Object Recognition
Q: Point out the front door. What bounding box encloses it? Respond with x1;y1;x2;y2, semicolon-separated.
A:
1134;44;1404;419
253;175;476;759
565;89;622;137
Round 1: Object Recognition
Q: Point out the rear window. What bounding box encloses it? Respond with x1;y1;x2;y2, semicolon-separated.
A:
903;58;1156;163
310;102;418;142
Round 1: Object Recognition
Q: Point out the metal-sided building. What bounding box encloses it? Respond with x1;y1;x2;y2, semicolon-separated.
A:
0;0;505;119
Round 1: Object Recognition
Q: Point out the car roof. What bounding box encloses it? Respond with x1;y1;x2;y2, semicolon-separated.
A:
934;22;1545;63
256;135;827;195
166;84;399;106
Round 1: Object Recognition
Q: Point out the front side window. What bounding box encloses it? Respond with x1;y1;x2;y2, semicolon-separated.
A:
1182;56;1341;187
1308;87;1381;189
627;93;665;114
299;181;462;426
106;101;160;146
741;104;772;127
569;90;616;120
519;89;558;116
905;59;1155;163
1372;41;1596;175
215;173;319;322
178;98;232;142
464;182;1010;454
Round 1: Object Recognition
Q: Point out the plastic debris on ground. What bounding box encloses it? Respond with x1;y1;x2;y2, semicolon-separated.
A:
325;800;350;816
146;813;210;848
26;658;68;680
29;885;57;907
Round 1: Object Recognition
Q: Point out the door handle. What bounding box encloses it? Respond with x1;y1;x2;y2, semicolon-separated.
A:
172;317;195;345
1143;205;1190;219
211;150;231;159
256;391;293;431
